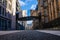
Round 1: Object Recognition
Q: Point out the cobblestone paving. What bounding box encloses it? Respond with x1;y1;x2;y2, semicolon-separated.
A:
0;30;60;40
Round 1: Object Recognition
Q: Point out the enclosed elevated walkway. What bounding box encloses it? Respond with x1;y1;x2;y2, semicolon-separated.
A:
18;16;39;21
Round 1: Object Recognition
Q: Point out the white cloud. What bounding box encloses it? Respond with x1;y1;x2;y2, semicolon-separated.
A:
27;0;32;1
31;5;36;10
19;0;26;6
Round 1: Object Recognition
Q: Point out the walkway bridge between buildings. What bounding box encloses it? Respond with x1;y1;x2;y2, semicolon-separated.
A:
17;16;60;29
18;16;40;21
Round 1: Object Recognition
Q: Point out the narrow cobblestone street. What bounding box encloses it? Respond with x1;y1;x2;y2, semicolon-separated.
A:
0;30;60;40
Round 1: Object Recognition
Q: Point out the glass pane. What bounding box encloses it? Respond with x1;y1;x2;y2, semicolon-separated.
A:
0;6;1;15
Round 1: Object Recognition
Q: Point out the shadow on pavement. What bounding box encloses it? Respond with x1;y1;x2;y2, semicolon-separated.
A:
0;30;60;40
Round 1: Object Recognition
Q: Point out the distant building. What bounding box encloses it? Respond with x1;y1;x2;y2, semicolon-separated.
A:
16;10;27;30
22;10;27;30
0;0;16;30
30;10;39;29
26;24;33;30
22;10;27;17
16;12;25;30
16;0;25;30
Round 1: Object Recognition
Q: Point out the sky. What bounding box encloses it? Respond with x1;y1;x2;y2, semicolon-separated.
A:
19;0;38;10
19;0;38;24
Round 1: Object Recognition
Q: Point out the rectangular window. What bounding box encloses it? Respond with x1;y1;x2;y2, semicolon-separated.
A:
45;17;48;23
5;0;7;7
44;1;47;7
7;20;11;30
44;9;48;16
2;8;4;16
0;18;2;30
8;12;11;18
5;9;7;16
40;0;43;6
41;17;44;23
9;4;11;10
5;20;7;30
8;4;11;10
52;0;55;18
1;19;3;30
1;19;5;30
7;3;11;10
0;6;1;15
58;12;60;17
3;0;5;5
56;0;60;17
0;0;2;3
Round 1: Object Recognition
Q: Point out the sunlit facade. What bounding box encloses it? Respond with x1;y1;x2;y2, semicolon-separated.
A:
31;0;60;29
22;10;27;30
38;0;60;29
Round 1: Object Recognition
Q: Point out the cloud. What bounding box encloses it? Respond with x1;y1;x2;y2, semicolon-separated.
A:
27;0;37;2
26;0;32;2
31;5;36;10
19;0;26;6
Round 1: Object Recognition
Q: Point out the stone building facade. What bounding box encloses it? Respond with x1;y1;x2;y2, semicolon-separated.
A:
38;0;60;29
31;0;60;29
0;0;16;30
